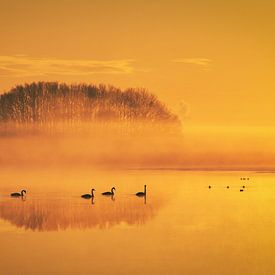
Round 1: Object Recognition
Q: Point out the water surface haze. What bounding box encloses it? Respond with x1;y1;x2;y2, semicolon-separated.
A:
1;123;275;170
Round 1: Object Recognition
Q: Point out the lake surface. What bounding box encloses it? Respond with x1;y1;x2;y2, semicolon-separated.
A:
0;169;275;275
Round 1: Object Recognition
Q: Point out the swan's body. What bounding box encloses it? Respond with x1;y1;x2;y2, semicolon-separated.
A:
81;189;95;199
11;190;26;197
102;187;115;196
136;185;146;196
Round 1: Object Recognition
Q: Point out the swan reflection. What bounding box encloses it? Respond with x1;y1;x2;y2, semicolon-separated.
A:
136;194;147;204
0;195;163;231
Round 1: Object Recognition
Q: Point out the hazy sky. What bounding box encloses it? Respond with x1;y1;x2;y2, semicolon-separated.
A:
0;0;274;126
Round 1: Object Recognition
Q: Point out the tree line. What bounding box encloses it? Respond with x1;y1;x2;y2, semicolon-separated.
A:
0;82;179;125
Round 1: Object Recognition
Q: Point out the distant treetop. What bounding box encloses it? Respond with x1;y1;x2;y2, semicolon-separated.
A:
0;82;179;125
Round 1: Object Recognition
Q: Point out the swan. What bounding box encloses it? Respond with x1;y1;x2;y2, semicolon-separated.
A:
81;189;95;199
136;185;146;196
102;187;116;196
11;190;26;197
208;185;211;189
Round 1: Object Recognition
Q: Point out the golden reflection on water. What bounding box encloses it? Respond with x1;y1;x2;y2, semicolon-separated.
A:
0;194;161;231
1;170;275;275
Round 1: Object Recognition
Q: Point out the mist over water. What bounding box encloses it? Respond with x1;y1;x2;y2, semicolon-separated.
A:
1;82;274;170
0;121;180;169
1;121;275;170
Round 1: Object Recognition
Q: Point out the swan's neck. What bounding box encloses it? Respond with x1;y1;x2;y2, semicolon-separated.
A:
112;189;115;194
144;186;146;194
91;190;94;197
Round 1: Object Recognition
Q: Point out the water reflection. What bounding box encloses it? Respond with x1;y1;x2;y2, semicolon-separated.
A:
10;196;26;202
136;195;147;204
0;195;163;231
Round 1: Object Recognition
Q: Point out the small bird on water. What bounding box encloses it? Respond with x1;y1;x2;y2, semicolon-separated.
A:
102;187;116;196
136;185;147;196
10;190;26;197
81;189;95;199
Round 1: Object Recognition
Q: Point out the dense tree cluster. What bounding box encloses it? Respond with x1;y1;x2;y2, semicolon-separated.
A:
0;82;179;125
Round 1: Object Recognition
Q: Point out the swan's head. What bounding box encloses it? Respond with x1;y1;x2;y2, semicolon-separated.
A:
91;189;96;193
111;187;116;192
21;190;27;195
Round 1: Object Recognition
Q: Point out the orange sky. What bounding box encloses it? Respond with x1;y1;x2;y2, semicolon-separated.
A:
0;0;274;127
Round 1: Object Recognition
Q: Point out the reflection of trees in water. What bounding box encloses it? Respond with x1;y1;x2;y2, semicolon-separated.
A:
0;196;163;231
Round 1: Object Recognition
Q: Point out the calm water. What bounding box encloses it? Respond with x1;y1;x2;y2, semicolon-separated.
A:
0;169;275;275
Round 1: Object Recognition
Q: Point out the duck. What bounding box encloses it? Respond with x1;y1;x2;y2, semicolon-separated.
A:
136;185;147;196
102;187;116;196
81;189;95;199
10;190;26;197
